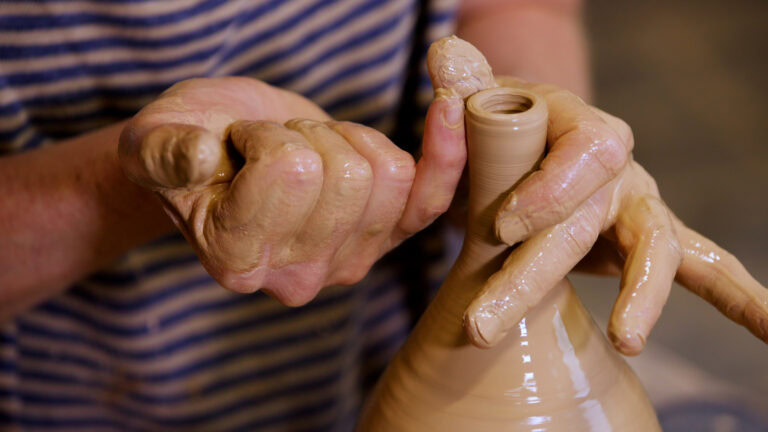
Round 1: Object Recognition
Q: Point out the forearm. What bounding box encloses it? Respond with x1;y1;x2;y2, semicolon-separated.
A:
457;0;591;100
0;122;174;319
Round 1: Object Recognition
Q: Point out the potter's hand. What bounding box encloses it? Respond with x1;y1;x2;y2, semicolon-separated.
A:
120;77;465;305
464;77;768;354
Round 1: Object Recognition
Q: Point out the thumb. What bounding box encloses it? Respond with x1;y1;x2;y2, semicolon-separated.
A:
118;123;235;190
392;90;466;240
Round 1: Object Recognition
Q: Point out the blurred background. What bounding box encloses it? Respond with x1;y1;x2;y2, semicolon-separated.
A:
572;0;768;426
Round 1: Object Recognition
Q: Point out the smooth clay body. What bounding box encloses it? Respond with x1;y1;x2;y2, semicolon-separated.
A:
356;88;661;431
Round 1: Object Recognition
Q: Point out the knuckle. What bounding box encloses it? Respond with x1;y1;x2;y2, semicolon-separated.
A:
629;194;682;255
270;267;326;306
541;189;572;225
636;194;665;214
509;212;535;239
381;152;416;184
635;195;671;227
164;78;201;93
485;271;536;311
285;118;322;131
291;277;325;298
437;146;466;173
332;265;371;286
329;250;377;286
552;195;572;221
568;120;628;178
326;120;361;133
231;76;268;91
248;119;282;132
592;135;627;177
613;117;634;151
229;120;286;149
160;77;215;98
419;197;452;224
534;83;563;96
277;148;323;185
443;154;466;174
632;163;661;195
216;268;267;294
342;154;374;185
562;220;598;256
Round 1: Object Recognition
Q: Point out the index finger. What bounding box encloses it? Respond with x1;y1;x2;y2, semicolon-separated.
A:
495;80;633;245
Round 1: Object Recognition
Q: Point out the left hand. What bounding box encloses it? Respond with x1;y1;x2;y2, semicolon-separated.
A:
462;77;768;354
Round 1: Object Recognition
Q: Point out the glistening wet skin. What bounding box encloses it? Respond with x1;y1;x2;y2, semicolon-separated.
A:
358;82;660;430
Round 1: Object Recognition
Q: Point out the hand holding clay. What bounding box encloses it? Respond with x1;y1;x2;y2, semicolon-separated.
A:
427;36;768;354
119;77;466;305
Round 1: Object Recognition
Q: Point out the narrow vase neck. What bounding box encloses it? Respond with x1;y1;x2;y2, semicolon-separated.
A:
454;87;548;280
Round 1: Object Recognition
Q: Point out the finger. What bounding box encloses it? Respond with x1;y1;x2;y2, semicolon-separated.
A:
495;85;632;245
589;106;635;150
494;75;527;88
498;78;634;150
608;195;682;356
464;194;608;348
284;119;373;266
392;93;466;243
673;219;768;343
326;121;415;283
214;120;322;234
119;123;235;190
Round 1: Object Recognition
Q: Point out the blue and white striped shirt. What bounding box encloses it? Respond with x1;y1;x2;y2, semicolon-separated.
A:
0;1;458;430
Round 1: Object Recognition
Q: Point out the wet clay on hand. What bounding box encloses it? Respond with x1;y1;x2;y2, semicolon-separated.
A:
356;40;660;431
475;76;767;351
427;35;496;98
120;76;469;305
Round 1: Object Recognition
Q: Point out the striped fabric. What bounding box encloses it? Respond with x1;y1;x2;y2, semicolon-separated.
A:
0;1;459;431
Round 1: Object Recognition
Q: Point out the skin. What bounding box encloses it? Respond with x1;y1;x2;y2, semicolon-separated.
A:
427;37;768;354
0;76;465;317
0;0;585;319
1;0;764;358
0;121;173;321
118;77;467;306
357;86;661;431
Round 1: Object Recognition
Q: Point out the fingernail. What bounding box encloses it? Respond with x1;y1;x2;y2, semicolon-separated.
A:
496;215;525;245
466;307;505;348
608;326;646;356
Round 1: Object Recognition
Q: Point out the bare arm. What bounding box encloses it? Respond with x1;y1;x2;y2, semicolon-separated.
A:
0;122;174;320
1;76;470;317
457;0;590;99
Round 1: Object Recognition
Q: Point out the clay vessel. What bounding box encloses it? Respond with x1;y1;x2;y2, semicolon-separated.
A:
357;87;660;431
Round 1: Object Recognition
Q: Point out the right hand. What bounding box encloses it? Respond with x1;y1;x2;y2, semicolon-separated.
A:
119;77;467;305
425;36;767;352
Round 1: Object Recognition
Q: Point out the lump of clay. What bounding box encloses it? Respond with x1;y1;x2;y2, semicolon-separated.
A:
427;35;497;98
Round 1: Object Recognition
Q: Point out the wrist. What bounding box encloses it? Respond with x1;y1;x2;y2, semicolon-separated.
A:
95;122;176;249
0;120;176;315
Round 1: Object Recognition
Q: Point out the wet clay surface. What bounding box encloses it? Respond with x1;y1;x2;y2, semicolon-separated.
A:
357;37;660;431
427;35;496;99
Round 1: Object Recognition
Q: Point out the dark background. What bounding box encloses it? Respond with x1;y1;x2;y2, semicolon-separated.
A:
575;0;768;398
